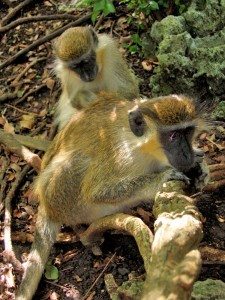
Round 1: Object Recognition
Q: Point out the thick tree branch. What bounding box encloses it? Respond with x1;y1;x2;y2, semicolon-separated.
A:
82;180;203;300
0;129;43;171
0;13;83;34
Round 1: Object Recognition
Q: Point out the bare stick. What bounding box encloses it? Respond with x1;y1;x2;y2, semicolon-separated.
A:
0;91;18;102
0;13;83;34
15;84;46;105
82;252;116;300
1;0;34;26
0;13;91;70
0;156;9;211
12;57;47;85
0;129;42;171
3;164;30;271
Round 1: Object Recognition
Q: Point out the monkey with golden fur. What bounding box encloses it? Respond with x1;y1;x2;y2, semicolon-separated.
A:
54;26;140;129
16;93;206;300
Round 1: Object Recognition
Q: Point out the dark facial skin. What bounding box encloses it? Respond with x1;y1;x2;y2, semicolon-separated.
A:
160;126;195;172
67;50;98;82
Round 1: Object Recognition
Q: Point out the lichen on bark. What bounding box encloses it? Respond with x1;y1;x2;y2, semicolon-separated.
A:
146;0;225;104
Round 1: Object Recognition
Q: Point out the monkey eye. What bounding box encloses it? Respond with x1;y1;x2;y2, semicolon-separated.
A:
129;108;146;137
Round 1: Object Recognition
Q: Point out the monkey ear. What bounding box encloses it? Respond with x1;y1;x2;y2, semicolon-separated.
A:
128;107;147;137
88;26;99;46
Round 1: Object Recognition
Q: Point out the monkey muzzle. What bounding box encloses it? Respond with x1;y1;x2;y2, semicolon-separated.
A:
81;65;99;82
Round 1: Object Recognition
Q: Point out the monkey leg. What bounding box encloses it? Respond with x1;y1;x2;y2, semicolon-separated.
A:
16;209;60;300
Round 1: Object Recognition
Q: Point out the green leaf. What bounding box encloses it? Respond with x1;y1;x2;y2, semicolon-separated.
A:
17;90;24;98
131;33;142;46
103;0;116;15
45;262;59;280
128;44;139;54
149;1;159;10
91;10;100;22
94;0;106;11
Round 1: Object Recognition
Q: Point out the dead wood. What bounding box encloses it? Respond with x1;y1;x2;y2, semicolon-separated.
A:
1;0;34;27
3;164;30;272
0;13;83;34
0;129;42;171
81;180;203;300
0;13;91;70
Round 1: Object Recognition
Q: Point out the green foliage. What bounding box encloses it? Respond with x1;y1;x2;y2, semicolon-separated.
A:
76;0;115;22
45;261;59;280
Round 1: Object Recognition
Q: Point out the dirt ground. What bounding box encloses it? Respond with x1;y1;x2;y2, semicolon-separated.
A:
0;1;225;300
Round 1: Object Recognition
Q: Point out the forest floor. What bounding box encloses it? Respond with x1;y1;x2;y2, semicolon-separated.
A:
0;1;225;300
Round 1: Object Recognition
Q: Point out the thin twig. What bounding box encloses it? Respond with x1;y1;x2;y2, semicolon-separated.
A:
11;57;47;85
1;0;34;26
5;104;39;115
0;13;83;34
94;13;104;31
15;84;46;105
82;252;116;300
0;156;9;211
0;13;91;70
3;164;30;271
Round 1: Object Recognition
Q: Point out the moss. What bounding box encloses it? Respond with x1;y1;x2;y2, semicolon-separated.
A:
147;0;225;104
192;279;225;299
212;101;225;120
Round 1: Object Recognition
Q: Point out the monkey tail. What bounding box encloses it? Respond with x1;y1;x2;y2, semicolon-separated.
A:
16;209;60;300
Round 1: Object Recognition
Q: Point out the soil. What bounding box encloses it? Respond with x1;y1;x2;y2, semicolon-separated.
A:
0;1;224;300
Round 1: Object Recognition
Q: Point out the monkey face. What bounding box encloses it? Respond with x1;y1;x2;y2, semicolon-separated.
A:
159;126;195;172
68;50;99;82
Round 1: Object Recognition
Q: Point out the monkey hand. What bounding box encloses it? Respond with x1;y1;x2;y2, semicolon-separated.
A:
164;168;190;186
185;159;209;191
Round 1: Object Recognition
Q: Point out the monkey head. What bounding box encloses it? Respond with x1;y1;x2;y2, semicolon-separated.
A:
54;26;99;82
129;95;204;173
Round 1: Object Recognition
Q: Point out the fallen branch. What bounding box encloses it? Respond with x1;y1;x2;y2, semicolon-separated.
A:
0;129;42;171
81;180;203;299
0;156;9;211
81;214;154;273
0;91;18;102
0;129;50;151
0;13;91;70
1;0;34;27
0;13;82;34
203;163;225;192
142;180;203;300
3;164;30;272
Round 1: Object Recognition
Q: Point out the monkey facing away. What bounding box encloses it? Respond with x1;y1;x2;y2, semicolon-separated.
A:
54;26;139;129
16;93;206;300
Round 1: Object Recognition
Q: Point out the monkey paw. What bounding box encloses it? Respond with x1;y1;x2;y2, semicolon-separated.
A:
185;160;209;191
165;169;190;185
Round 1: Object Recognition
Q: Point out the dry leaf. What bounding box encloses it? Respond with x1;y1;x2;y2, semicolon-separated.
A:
0;116;6;126
45;78;55;93
141;60;153;71
74;275;83;282
20;113;36;129
4;120;15;134
49;292;60;300
4;266;15;288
